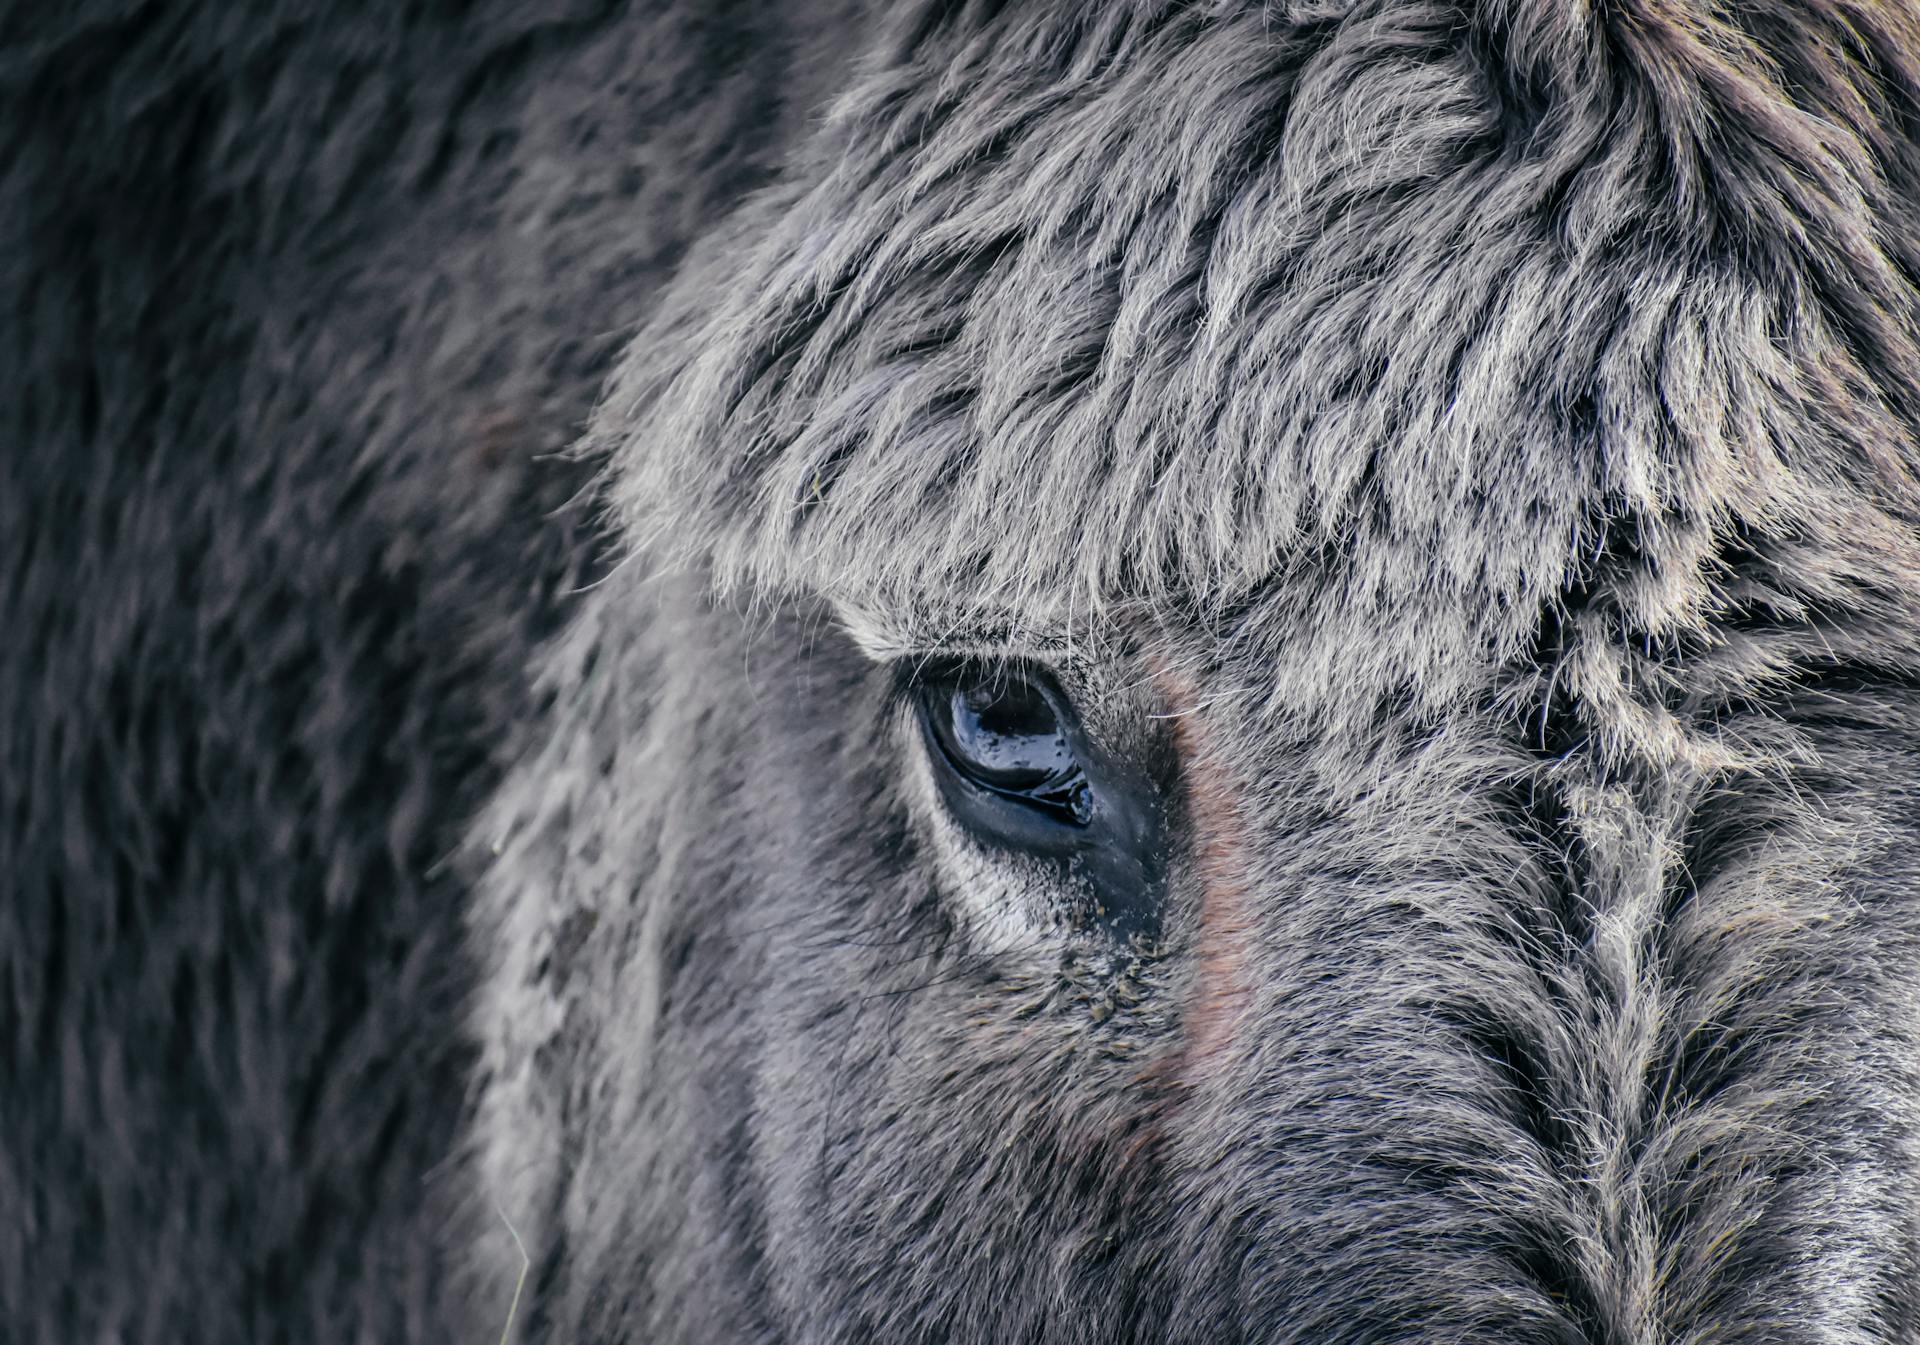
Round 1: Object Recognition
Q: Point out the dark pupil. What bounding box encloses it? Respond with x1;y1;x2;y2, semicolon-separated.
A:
949;685;1068;785
942;683;1091;823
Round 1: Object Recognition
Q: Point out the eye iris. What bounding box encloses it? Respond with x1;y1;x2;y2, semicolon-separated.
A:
948;686;1073;787
932;679;1093;825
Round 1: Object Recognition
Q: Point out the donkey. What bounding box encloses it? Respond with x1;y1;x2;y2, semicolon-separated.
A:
466;1;1920;1339
9;1;1920;1342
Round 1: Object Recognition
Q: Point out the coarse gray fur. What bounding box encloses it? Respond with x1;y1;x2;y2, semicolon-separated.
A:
9;1;1920;1342
472;0;1920;1339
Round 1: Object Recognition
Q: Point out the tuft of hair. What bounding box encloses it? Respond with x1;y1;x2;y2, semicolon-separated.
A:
602;0;1920;756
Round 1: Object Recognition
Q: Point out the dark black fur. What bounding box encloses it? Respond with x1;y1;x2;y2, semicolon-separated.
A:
2;3;862;1338
9;2;1920;1342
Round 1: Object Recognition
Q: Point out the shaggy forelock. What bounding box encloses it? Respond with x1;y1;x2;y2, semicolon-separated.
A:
600;0;1920;725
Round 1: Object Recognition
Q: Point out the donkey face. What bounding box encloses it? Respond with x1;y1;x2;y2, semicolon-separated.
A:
469;2;1920;1339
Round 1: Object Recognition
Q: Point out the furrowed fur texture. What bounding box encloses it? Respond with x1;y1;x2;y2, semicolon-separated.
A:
472;1;1920;1342
10;0;1920;1342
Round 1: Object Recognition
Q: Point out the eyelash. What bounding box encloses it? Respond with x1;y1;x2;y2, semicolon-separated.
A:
881;653;1012;719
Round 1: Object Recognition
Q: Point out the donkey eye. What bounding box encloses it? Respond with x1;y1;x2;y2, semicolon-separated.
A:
919;668;1093;830
908;660;1166;940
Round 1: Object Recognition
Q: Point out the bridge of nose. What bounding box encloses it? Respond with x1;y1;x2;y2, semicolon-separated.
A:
1145;637;1558;1075
1135;651;1622;1333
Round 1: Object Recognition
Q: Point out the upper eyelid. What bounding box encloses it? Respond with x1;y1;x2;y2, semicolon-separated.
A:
882;651;1034;711
894;643;1064;678
880;653;1090;741
826;602;1078;666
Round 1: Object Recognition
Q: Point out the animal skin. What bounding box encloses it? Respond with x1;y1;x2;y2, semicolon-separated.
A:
7;1;1920;1342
